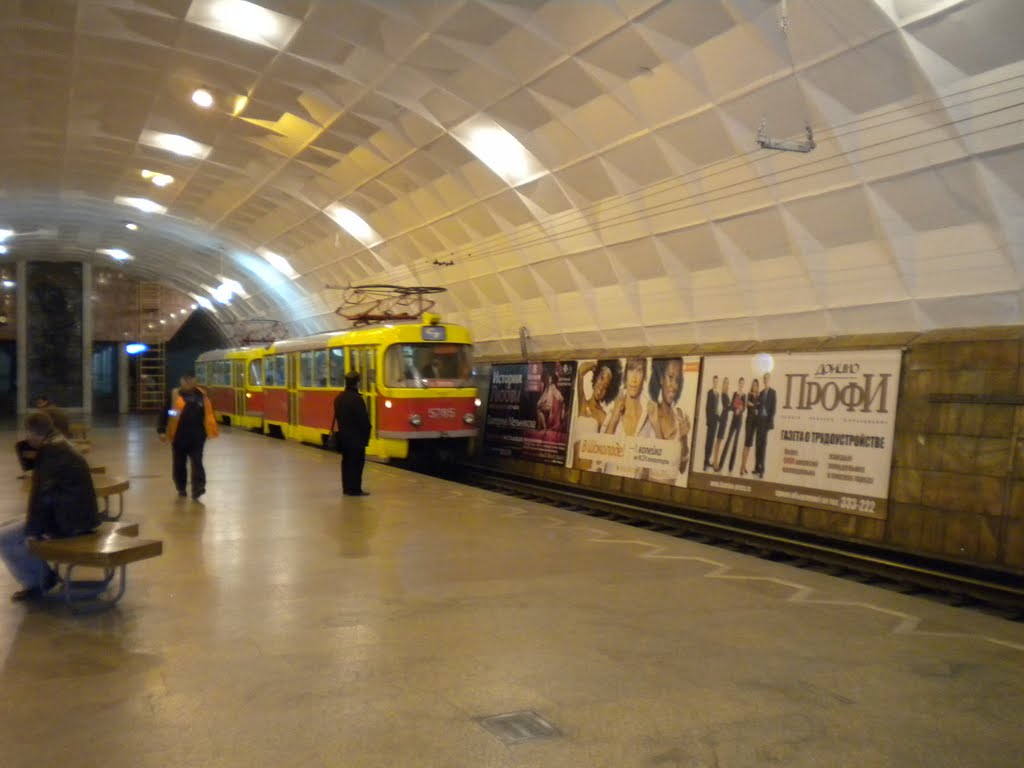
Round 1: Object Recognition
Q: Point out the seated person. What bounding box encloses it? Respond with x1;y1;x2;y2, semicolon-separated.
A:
15;396;72;472
0;412;101;601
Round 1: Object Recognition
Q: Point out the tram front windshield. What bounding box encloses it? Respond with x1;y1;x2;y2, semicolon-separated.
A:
384;343;472;388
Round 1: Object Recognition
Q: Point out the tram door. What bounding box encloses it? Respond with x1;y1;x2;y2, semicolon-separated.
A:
233;360;245;417
348;346;377;435
287;352;299;431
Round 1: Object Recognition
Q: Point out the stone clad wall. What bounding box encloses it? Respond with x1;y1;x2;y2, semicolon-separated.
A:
479;326;1024;574
889;330;1023;571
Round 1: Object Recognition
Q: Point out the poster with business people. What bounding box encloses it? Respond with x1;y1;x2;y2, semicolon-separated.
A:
483;361;577;464
688;350;902;518
565;356;701;487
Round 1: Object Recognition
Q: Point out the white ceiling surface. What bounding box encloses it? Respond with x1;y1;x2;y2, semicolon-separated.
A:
1;0;1023;356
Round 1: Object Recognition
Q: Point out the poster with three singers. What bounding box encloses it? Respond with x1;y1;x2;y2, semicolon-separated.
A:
483;361;577;464
688;350;902;518
565;356;701;487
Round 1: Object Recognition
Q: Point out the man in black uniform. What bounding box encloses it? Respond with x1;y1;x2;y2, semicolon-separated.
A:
157;372;218;500
0;412;100;601
334;370;371;496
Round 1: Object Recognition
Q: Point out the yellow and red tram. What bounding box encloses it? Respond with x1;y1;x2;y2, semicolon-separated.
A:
194;346;266;430
197;314;479;460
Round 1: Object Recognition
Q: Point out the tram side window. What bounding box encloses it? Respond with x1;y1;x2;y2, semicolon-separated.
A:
213;361;231;386
313;350;327;387
196;363;208;385
248;358;263;387
299;351;314;387
265;355;285;386
329;348;345;387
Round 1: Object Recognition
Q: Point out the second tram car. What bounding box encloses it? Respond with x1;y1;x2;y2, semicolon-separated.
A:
196;314;479;460
195;346;266;430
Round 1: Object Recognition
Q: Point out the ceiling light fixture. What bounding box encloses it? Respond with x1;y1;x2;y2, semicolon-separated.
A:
451;118;546;186
191;294;216;312
0;229;12;242
257;248;298;279
141;170;175;187
125;222;139;231
186;0;300;49
325;204;381;247
139;130;211;159
2;280;15;289
115;196;167;214
97;248;133;262
192;88;214;109
0;246;8;255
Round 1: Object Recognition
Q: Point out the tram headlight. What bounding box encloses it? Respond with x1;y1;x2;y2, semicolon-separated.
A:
463;413;475;425
384;399;392;408
409;414;423;427
245;392;252;399
474;398;482;407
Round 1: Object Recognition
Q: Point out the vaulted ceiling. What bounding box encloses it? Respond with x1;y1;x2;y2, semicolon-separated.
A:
1;0;1022;356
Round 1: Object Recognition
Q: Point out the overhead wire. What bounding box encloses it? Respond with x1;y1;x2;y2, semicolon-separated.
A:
451;91;1024;262
441;72;1024;263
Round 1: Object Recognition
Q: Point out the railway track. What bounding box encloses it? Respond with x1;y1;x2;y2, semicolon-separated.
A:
449;464;1024;620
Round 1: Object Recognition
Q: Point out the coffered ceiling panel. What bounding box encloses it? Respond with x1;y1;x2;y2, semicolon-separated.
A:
0;0;1020;354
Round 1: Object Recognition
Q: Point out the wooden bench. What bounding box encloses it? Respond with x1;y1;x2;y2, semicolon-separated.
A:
94;476;129;520
28;524;161;612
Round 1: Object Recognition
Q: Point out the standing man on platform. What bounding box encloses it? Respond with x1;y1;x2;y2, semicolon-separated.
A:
0;412;100;601
334;370;371;497
157;372;218;500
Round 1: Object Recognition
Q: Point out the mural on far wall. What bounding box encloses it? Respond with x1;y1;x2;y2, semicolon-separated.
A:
26;262;83;408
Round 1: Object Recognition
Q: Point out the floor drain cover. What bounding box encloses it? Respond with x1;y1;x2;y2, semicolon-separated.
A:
476;711;561;744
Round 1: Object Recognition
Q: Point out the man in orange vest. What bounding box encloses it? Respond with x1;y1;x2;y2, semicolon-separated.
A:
157;371;219;500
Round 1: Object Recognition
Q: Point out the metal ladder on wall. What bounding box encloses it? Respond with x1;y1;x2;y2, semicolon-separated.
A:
136;283;165;411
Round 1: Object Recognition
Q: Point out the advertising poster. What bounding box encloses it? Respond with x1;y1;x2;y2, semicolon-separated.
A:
565;356;701;487
688;350;902;518
483;361;577;464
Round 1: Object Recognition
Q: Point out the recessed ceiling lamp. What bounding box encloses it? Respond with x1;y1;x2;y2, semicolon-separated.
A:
139;130;211;159
141;170;175;187
115;196;167;215
210;276;247;303
125;222;139;231
0;229;12;242
190;294;215;312
451;117;546;186
2;280;15;289
325;204;381;247
192;88;214;109
0;246;8;255
257;248;298;279
97;248;133;262
186;0;300;49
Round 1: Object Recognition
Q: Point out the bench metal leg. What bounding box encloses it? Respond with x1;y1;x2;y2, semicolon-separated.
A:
53;563;128;613
100;494;124;522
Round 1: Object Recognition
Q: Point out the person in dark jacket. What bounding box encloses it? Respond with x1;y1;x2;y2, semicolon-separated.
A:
0;412;100;601
333;370;371;496
157;372;219;500
15;395;71;473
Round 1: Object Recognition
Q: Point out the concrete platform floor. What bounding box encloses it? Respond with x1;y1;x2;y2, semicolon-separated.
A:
1;417;1023;767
